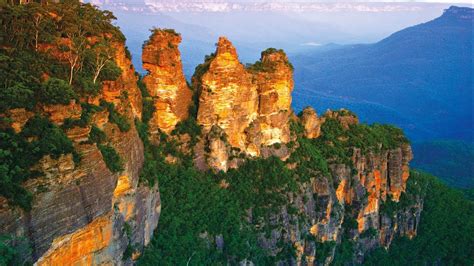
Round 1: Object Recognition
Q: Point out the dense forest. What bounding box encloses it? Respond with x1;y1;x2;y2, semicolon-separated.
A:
134;104;474;264
412;140;474;188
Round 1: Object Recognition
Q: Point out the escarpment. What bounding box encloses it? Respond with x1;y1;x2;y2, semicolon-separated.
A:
1;4;424;264
0;4;159;263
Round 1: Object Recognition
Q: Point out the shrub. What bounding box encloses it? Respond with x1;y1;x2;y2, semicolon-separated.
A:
75;76;101;96
1;116;74;209
0;83;35;112
89;125;106;144
360;227;377;238
100;100;131;132
0;235;31;265
21;116;75;160
38;78;76;105
171;116;202;146
99;61;122;82
98;144;124;173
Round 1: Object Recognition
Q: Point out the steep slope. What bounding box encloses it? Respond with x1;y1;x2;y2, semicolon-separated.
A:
0;2;159;264
364;171;474;265
137;34;422;265
292;6;473;141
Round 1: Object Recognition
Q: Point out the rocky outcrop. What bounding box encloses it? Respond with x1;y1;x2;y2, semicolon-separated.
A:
244;121;419;265
250;108;423;265
196;37;259;151
301;107;323;139
194;37;294;169
142;29;192;134
0;42;159;265
249;48;294;147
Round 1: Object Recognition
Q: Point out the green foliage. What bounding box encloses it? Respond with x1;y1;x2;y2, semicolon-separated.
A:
39;78;76;105
360;228;377;239
171;116;202;146
0;128;34;210
99;61;122;82
143;28;180;48
134;119;150;147
63;103;104;129
137;111;415;264
332;239;355;266
136;77;155;125
0;235;31;266
246;48;293;72
364;171;474;265
74;76;101;96
463;188;474;201
22;116;75;159
0;116;74;210
192;53;216;83
315;241;336;263
100;100;131;132
138;135;304;264
0;82;34;112
98;144;124;173
289;117;409;167
0;0;124;105
412;140;474;188
88;125;106;144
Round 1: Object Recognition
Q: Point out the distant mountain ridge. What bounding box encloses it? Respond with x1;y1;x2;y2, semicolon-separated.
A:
89;0;455;13
292;6;473;141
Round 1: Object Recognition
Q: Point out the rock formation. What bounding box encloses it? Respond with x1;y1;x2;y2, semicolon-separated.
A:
189;36;420;264
301;106;322;139
196;37;259;151
0;42;159;265
0;23;422;265
142;29;192;134
194;38;294;168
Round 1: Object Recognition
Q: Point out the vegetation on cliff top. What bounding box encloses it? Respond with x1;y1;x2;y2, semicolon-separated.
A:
0;0;127;209
136;96;415;264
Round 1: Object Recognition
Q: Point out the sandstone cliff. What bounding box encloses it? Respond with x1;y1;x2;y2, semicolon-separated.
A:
0;42;159;265
142;29;192;134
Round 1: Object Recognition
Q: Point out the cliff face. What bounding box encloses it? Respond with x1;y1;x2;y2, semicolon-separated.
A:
226;109;421;264
0;43;159;265
142;29;192;134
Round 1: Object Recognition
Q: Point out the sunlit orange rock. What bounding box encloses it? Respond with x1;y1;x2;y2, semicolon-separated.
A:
142;29;192;133
36;215;113;266
41;100;82;125
196;37;259;150
5;108;34;133
301;107;322;139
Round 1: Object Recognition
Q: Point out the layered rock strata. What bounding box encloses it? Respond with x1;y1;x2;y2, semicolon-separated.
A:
0;43;159;265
